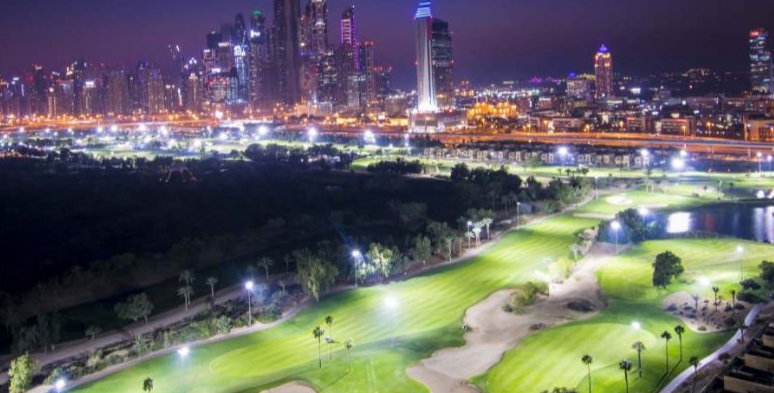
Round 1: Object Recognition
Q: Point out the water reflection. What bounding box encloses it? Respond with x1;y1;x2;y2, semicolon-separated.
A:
661;205;774;243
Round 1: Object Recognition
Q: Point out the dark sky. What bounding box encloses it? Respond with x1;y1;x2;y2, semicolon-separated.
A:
1;0;773;88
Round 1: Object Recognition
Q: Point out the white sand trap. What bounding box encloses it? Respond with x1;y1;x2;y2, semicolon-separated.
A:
262;382;316;393
606;195;633;206
573;213;616;220
408;244;614;393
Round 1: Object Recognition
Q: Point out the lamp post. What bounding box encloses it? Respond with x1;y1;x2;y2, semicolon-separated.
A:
245;281;254;327
737;245;745;281
558;146;569;168
352;250;362;286
178;346;190;393
594;176;599;200
611;220;622;256
516;202;522;228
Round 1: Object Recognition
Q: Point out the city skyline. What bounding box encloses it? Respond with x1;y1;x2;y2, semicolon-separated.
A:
2;0;774;87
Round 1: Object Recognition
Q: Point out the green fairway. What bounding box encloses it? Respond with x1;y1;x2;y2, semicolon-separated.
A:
476;238;774;393
70;186;770;393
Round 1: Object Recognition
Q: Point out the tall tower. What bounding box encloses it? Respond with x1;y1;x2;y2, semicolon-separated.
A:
341;6;359;70
274;0;302;105
414;1;437;112
302;0;329;60
431;18;453;108
594;44;613;99
750;28;774;95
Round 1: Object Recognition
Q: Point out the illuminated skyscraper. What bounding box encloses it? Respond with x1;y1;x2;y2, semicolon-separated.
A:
414;1;437;112
431;18;453;108
274;0;302;105
750;28;773;95
302;0;329;60
341;6;358;70
594;44;613;99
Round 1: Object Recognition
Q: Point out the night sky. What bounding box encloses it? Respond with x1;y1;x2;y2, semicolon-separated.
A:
1;0;773;87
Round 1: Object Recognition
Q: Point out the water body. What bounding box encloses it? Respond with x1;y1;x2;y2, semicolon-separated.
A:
659;204;774;243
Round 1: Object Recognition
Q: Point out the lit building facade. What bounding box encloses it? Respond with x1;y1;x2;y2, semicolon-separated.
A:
750;28;774;95
414;1;437;112
594;45;613;99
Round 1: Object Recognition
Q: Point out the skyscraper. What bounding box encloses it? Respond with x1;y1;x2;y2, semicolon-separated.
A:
750;28;774;95
274;0;302;105
431;18;453;108
248;10;272;108
594;44;613;99
341;6;358;70
302;0;329;60
414;1;437;112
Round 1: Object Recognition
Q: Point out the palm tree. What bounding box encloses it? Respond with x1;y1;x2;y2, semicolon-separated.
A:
472;224;483;247
632;341;646;377
689;356;700;393
313;326;325;369
257;257;275;279
325;315;334;360
284;254;293;273
731;289;737;310
143;378;154;392
674;325;686;361
691;293;700;312
465;231;475;249
581;354;594;393
711;286;720;307
481;217;494;240
179;270;195;285
661;331;673;373
205;277;218;300
444;237;454;262
278;279;287;295
619;360;633;393
177;286;193;311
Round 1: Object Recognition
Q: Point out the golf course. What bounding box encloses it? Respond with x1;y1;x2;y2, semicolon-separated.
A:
70;185;774;393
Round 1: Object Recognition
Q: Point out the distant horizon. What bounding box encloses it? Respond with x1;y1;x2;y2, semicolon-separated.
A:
1;0;773;88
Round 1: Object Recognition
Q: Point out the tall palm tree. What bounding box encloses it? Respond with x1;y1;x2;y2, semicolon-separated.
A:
581;354;594;393
257;257;275;279
481;217;494;240
711;286;720;307
179;270;195;285
619;359;633;393
177;286;193;311
730;289;737;310
661;331;673;373
143;377;154;392
325;315;334;360
689;356;700;393
278;279;287;295
205;277;218;300
465;231;475;249
313;326;325;368
674;325;686;361
632;341;646;377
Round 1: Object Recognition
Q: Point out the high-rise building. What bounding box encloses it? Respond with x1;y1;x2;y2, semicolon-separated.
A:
105;68;129;116
414;1;437;112
249;10;272;108
147;67;166;115
373;66;392;101
360;41;375;105
302;0;329;60
274;0;302;105
69;59;87;116
341;6;358;71
594;45;614;99
567;73;594;101
431;18;453;108
750;28;774;95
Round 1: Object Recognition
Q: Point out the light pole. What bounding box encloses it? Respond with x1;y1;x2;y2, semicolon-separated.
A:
611;220;622;256
352;250;362;286
641;149;649;171
516;202;522;228
178;346;190;393
737;245;745;281
558;146;569;168
594;176;599;199
245;281;254;327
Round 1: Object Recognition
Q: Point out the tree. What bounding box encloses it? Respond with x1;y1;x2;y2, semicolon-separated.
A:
619;359;632;393
689;356;700;393
325;315;335;359
652;251;684;288
661;331;672;372
632;341;646;378
759;260;774;285
412;235;432;265
85;325;102;340
295;249;339;302
179;270;196;285
115;293;154;324
366;243;402;280
674;325;686;361
278;279;288;295
257;257;275;279
205;277;219;300
691;293;700;312
313;326;325;369
731;289;737;310
177;286;194;311
712;286;720;309
8;354;39;393
481;217;494;240
581;354;593;393
143;377;154;392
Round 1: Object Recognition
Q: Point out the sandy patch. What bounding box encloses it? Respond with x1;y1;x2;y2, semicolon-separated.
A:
407;244;614;393
606;195;633;206
262;382;317;393
663;292;748;333
573;213;616;220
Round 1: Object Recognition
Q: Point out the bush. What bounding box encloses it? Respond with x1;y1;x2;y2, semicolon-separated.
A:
738;289;767;304
510;281;549;313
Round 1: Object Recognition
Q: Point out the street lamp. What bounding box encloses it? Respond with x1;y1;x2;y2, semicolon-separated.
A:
308;127;318;143
737;245;745;281
177;346;190;393
638;207;650;217
640;149;649;170
351;250;362;286
55;378;66;392
516;201;522;228
558;146;569;167
245;281;254;327
593;175;599;199
611;220;622;256
258;125;269;137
